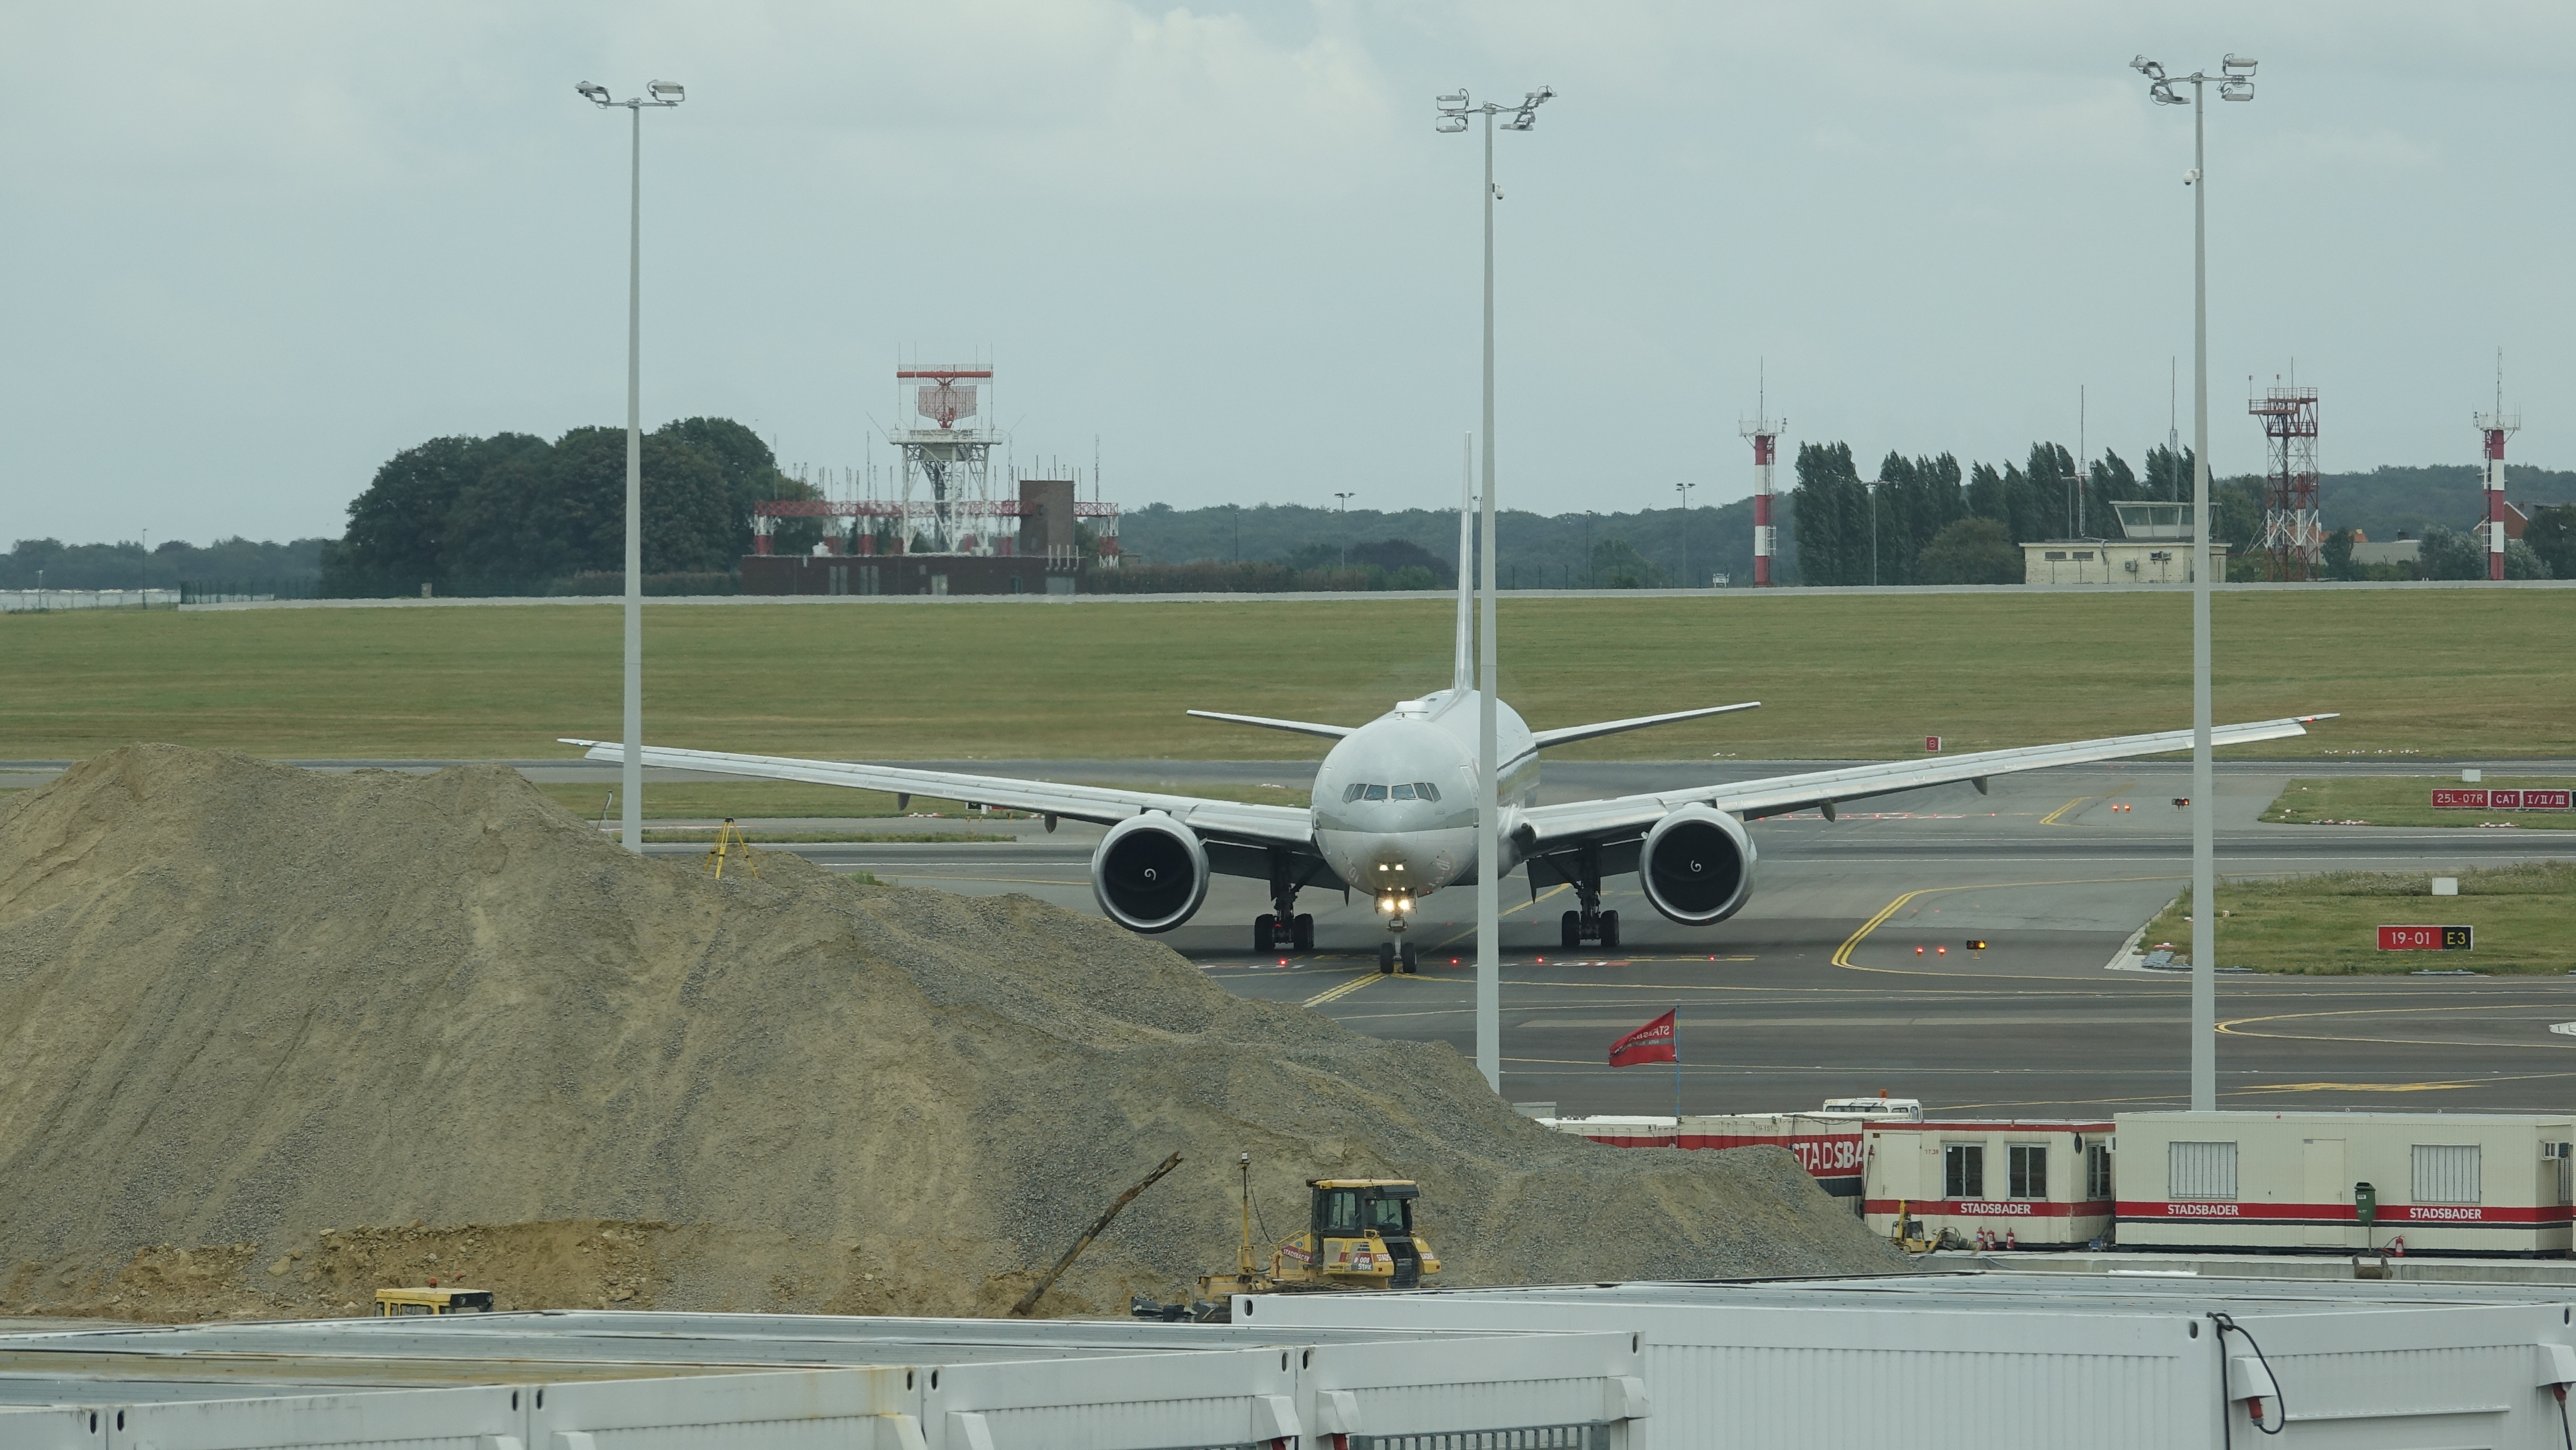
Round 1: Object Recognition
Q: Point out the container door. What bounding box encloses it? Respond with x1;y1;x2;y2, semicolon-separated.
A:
2303;1137;2348;1247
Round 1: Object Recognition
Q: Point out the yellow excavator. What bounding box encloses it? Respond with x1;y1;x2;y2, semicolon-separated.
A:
1141;1155;1440;1319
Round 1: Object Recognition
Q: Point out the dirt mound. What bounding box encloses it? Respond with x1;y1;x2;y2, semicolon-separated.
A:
0;747;1900;1320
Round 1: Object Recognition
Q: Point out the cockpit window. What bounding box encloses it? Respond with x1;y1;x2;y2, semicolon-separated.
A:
1342;781;1442;804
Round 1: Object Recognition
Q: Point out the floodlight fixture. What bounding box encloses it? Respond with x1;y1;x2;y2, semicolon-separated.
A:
577;81;611;105
2131;56;2165;80
2152;83;2185;105
1503;86;1554;130
648;80;684;102
1437;115;1469;133
2220;79;2254;101
2223;54;2258;74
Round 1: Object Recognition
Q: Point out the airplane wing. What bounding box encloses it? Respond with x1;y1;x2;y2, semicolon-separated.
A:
1514;713;2336;850
1529;701;1760;750
557;739;1314;848
1183;710;1353;740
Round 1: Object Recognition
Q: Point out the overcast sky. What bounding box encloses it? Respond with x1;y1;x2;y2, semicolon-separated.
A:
6;2;2571;545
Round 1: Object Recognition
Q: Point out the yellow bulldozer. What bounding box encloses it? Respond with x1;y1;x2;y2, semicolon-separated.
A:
1142;1155;1437;1320
1199;1176;1443;1296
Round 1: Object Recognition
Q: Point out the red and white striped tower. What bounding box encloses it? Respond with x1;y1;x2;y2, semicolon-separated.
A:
1740;406;1782;587
2475;403;2519;582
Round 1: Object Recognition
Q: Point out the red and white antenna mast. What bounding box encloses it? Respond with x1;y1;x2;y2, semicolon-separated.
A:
2476;352;2520;582
1740;370;1782;587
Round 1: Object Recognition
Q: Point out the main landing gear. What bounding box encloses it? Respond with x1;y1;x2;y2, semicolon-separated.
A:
1255;910;1314;954
1256;864;1314;953
1558;875;1620;951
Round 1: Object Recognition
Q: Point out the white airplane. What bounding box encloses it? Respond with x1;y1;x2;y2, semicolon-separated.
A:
566;502;2330;974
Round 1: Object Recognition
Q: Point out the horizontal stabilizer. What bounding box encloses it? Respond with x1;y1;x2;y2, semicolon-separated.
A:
1530;701;1761;750
1185;709;1353;740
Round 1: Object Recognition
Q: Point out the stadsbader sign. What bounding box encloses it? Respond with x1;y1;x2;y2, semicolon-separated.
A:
2379;925;2473;951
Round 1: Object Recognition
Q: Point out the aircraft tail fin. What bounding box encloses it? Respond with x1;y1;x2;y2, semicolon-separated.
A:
1453;437;1474;696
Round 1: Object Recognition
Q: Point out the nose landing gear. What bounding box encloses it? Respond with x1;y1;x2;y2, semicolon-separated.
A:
1377;937;1417;975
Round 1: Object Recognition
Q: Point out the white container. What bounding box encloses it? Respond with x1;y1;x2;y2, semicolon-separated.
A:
1243;1274;2576;1450
0;1312;1649;1450
2116;1111;2576;1254
1861;1118;2117;1248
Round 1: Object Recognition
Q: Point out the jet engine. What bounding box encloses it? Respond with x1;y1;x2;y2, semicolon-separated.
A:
1638;805;1756;925
1090;813;1210;933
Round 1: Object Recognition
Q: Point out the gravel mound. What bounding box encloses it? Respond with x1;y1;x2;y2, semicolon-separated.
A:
0;746;1900;1318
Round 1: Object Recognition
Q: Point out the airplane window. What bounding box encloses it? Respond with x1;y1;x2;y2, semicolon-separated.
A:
1364;784;1388;801
1391;784;1417;800
1414;782;1441;801
1343;783;1367;803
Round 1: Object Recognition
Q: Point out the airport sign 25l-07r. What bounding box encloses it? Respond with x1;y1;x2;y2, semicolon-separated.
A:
2431;788;2574;810
2379;925;2474;951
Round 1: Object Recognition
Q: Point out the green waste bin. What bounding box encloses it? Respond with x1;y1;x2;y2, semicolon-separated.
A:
2354;1181;2377;1227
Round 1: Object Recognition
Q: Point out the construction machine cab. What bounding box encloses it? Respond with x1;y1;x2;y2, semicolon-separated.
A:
1293;1178;1436;1289
373;1287;495;1316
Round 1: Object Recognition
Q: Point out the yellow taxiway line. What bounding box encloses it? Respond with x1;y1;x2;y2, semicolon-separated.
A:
1828;874;2182;976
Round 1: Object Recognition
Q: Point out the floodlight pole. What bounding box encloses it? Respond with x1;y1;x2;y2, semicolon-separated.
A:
2188;79;2214;1113
581;80;682;854
1439;83;1552;1094
1334;491;1354;570
2136;53;2251;1112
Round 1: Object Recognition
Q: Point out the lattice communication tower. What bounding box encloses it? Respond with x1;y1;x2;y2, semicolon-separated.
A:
2248;385;2320;581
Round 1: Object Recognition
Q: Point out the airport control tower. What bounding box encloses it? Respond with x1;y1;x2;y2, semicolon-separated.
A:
894;361;995;552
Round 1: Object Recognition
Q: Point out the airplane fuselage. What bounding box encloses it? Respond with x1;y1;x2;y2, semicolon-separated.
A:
1308;687;1536;918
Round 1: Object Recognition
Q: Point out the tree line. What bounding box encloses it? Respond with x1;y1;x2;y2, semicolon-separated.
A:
1789;441;2226;586
319;418;809;596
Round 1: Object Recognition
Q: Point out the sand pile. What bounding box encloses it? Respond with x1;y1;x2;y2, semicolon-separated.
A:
0;747;1900;1321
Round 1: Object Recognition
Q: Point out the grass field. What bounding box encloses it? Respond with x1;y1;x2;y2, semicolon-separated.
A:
2142;861;2576;975
2263;776;2576;830
4;590;2570;762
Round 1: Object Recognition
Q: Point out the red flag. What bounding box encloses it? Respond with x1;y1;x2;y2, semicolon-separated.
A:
1608;1009;1677;1067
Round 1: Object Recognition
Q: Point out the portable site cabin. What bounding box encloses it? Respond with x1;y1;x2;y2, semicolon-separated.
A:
1861;1118;2117;1249
2116;1111;2576;1254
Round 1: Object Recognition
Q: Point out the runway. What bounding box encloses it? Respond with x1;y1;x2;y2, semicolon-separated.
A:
15;752;2569;1118
720;757;2576;1120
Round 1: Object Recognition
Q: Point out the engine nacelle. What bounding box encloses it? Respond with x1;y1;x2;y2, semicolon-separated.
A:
1639;805;1756;925
1090;814;1210;934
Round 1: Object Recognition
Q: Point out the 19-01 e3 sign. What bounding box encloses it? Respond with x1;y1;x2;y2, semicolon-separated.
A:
2379;925;2473;951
